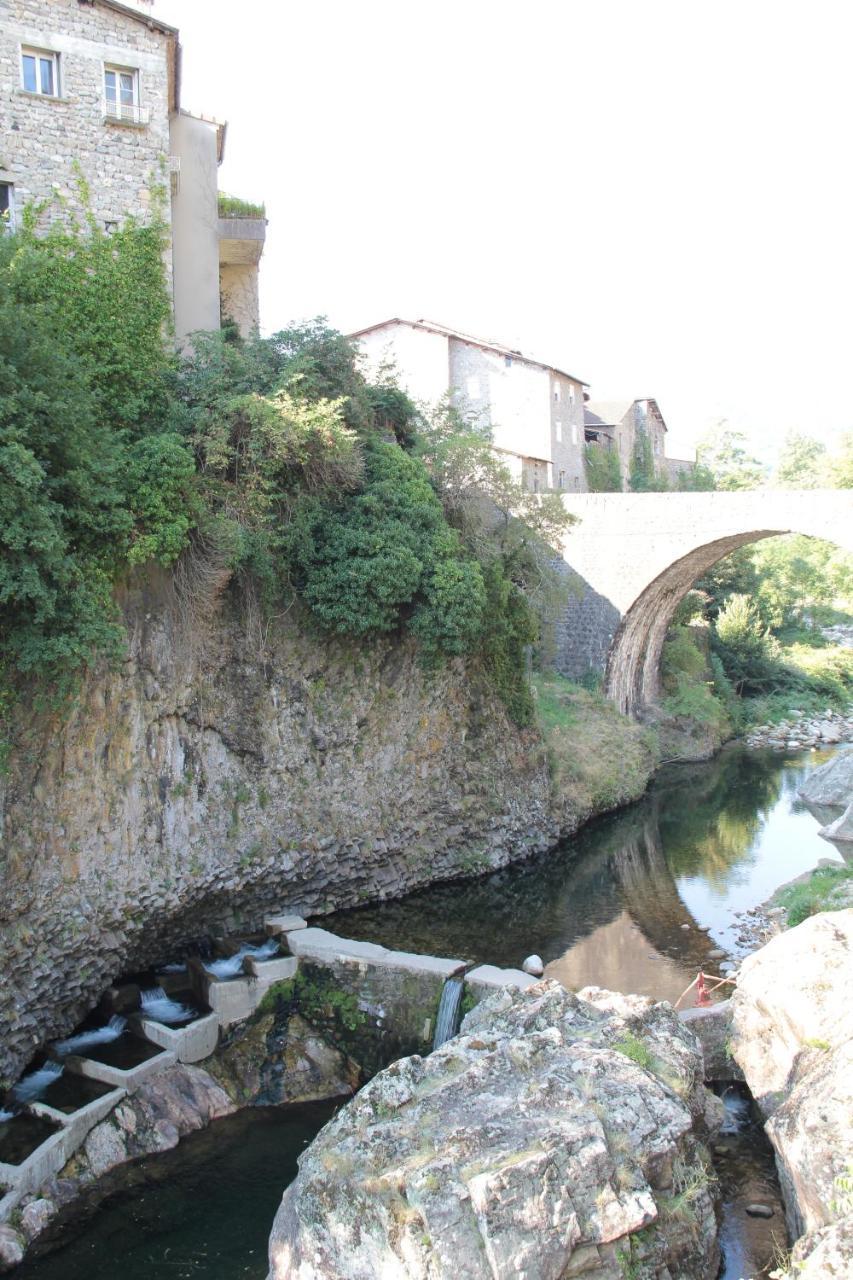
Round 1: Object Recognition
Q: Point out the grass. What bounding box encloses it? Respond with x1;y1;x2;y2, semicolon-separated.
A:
774;864;853;926
532;673;656;813
613;1032;655;1071
217;192;266;218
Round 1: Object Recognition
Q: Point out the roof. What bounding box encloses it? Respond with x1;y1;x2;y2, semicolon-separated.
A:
84;1;181;111
585;398;668;432
349;317;588;387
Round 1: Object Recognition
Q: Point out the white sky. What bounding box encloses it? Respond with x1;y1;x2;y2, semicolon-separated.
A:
154;0;853;461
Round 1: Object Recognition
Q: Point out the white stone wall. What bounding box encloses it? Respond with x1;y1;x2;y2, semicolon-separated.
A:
170;112;220;339
549;371;586;492
449;338;552;472
0;0;172;232
219;262;260;338
356;322;450;408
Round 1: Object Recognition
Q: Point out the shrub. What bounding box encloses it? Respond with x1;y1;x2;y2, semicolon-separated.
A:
584;443;622;492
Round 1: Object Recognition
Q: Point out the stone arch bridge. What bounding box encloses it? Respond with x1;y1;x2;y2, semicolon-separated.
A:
555;490;853;715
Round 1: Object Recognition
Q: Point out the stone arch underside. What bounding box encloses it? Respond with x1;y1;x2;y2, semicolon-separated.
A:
605;530;783;716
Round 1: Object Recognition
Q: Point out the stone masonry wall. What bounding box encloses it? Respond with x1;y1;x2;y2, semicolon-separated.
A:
0;0;172;233
0;568;560;1087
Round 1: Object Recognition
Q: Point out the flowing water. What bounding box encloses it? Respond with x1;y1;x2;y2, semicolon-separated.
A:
14;744;845;1278
52;1016;127;1056
9;1062;63;1106
325;745;846;1005
433;975;465;1048
203;938;280;980
139;988;194;1024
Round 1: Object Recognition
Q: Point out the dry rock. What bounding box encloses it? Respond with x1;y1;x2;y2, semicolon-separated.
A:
268;981;720;1280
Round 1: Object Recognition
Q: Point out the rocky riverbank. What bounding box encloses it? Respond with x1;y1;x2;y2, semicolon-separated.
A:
268;981;723;1280
743;706;853;750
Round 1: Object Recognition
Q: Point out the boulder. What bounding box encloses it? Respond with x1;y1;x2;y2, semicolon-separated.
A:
730;910;853;1243
798;746;853;809
0;1227;24;1273
820;798;853;844
268;981;720;1280
789;1214;853;1277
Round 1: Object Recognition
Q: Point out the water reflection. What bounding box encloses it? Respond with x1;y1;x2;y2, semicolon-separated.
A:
325;746;844;1006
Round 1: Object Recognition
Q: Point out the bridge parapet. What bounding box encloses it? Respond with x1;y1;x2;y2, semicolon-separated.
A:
554;490;853;714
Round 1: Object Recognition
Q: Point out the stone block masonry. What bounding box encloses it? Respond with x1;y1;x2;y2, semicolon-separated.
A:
0;0;173;234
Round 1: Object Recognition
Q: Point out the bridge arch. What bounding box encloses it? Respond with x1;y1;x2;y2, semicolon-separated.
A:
557;491;853;717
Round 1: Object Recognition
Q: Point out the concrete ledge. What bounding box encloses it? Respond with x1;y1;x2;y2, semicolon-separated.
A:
135;1012;220;1064
265;914;308;936
377;950;466;979
205;958;298;1029
0;1125;71;1197
466;965;538;995
65;1047;176;1091
31;1085;125;1145
286;929;390;962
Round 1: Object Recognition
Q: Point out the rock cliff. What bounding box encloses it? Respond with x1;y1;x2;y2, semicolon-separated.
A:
268;981;721;1280
0;570;654;1087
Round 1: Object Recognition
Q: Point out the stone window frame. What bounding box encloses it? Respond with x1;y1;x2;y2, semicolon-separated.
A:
0;182;14;233
103;62;148;127
20;46;62;99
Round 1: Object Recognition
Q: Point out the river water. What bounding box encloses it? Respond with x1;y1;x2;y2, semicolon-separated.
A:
18;745;844;1279
326;743;846;1005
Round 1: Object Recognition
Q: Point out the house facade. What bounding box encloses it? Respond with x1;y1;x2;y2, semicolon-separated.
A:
352;318;589;492
0;0;265;338
584;398;684;487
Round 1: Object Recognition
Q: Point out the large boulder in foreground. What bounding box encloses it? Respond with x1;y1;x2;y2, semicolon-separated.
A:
268;981;720;1280
730;909;853;1267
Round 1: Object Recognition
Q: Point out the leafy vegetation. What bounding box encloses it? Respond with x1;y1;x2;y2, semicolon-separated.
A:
217;193;266;219
2;205;576;742
584;442;622;492
774;864;853;926
628;428;668;492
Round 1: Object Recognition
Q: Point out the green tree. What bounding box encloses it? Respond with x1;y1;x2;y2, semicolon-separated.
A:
712;594;781;694
584;443;622;492
774;432;827;489
696;423;766;491
826;432;853;488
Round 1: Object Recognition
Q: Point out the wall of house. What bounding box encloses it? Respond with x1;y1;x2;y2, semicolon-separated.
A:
449;339;552;475
549;372;586;492
169;112;221;340
0;0;172;236
356;324;450;408
219;261;260;338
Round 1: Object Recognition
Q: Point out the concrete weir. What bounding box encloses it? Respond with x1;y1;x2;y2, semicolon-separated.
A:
0;915;537;1228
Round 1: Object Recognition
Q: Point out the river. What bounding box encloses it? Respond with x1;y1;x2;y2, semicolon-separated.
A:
17;744;845;1279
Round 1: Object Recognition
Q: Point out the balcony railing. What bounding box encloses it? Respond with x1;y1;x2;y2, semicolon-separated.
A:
102;98;150;126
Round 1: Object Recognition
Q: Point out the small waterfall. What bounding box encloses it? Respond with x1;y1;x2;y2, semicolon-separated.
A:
53;1016;127;1056
11;1061;63;1104
0;1108;15;1123
433;976;465;1050
204;938;279;980
140;988;193;1025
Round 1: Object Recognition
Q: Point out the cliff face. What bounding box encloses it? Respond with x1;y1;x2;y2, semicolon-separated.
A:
1;570;560;1085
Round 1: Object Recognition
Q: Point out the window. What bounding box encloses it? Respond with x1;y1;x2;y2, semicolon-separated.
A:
571;423;578;446
558;470;566;489
21;48;60;97
104;66;145;124
555;420;562;443
0;183;13;232
553;382;560;402
568;385;576;404
504;355;512;367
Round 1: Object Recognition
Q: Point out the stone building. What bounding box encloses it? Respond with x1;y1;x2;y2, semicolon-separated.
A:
584;398;693;488
0;0;265;338
351;317;589;492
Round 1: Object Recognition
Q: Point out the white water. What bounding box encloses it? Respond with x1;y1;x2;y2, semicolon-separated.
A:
204;938;279;980
433;976;465;1049
11;1061;63;1104
53;1015;127;1057
0;1108;15;1123
140;988;193;1024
